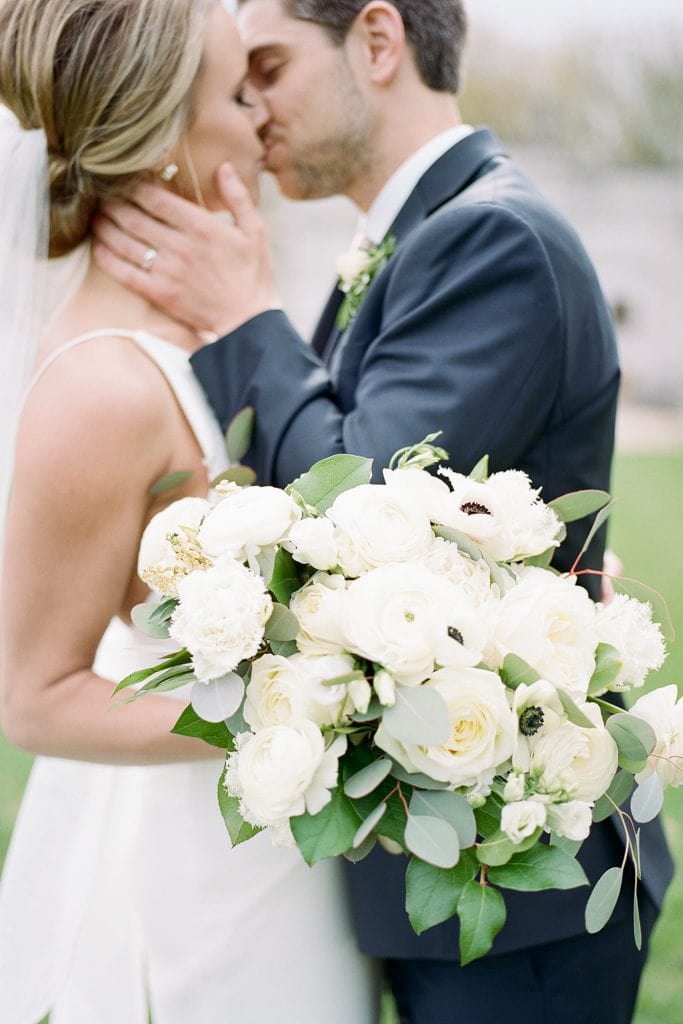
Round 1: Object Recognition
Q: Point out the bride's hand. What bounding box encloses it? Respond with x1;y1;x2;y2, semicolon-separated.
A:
92;163;281;337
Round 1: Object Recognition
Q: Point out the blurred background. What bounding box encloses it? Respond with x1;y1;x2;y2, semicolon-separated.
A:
1;2;681;1022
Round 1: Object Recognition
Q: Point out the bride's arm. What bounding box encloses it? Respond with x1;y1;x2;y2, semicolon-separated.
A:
1;341;218;765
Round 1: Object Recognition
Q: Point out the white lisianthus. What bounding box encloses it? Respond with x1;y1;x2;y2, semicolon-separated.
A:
342;563;461;684
348;677;372;714
244;653;351;731
545;800;593;841
170;557;272;682
374;669;396;707
375;667;518;789
328;484;434;577
198;486;300;560
501;800;547;844
530;703;618;802
229;721;346;827
595;595;666;692
503;772;527;803
492;567;598;702
630;685;683;788
285;516;339;571
383;467;452;521
138;496;213;597
290;572;348;656
435;469;562;562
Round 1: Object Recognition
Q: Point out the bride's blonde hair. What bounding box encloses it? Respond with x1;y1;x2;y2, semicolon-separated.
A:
0;0;212;257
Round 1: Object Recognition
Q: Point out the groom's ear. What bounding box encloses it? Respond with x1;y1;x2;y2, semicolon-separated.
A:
347;1;406;86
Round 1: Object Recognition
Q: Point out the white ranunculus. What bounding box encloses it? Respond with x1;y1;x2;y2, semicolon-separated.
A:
290;652;356;723
501;799;547;844
530;703;618;802
138;496;213;597
229;721;346;827
342;563;460;684
290;572;348;656
375;667;518;789
198;486;300;560
328;484;434;577
435;468;561;562
545;800;592;841
595;595;666;692
491;567;598;702
630;685;683;789
170;557;272;682
382;467;452;521
285;516;339;571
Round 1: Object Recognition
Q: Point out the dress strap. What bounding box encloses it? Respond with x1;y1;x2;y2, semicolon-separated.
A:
28;329;140;393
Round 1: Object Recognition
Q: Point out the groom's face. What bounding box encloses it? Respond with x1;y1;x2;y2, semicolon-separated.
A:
238;0;373;200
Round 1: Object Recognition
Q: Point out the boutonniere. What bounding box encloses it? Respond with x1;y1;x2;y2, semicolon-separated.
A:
335;233;397;332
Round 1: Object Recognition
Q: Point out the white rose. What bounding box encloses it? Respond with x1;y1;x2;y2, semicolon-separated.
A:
492;567;598;702
375;666;518;789
382;467;452;521
435;468;561;561
530;704;618;802
244;652;352;731
230;721;345;826
501;800;547;844
335;246;373;288
138;496;213;597
198;486;300;560
595;595;666;692
170;557;272;682
328;484;434;577
290;572;348;656
285;516;339;571
630;685;683;788
545;800;592;841
342;563;459;684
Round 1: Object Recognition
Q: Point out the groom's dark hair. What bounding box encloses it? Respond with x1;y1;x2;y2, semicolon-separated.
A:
243;0;468;93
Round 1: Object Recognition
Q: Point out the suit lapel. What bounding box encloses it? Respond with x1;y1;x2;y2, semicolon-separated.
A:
311;285;344;358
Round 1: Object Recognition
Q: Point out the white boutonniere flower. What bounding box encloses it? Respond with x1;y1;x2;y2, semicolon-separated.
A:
335;233;396;331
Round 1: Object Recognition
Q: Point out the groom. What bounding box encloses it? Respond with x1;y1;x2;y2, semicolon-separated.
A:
95;1;673;1019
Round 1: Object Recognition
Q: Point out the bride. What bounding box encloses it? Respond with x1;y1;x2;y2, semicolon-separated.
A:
0;1;378;1021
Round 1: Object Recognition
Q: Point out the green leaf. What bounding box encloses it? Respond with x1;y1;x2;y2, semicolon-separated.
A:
343;835;377;863
290;784;360;865
476;828;517;867
468;455;489;483
172;704;236;750
474;796;503;840
631;773;665;824
588;643;624;696
225;406;255;464
352;801;387;848
287;454;373;514
633;889;643;950
488;843;589;892
571;499;617;570
382;685;451;746
321;670;366;688
524;545;557;570
611;576;676;642
606;713;657;773
351;698;384;723
264;603;299;642
388;763;450;790
432;526;483;562
592;769;635;822
137;664;195;694
211;465;257;489
405;850;478;934
217;767;262;846
549;490;611;524
410;790;477;849
344;758;393;799
558;689;596;729
585;866;623;933
113;647;191;695
268;548;300;606
130;603;172;639
148;470;193;497
149;597;178;625
549;833;582;857
457;881;507;965
500;654;541;690
405;814;460;869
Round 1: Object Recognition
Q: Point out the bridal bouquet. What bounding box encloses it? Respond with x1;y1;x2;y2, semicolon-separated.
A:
118;431;680;964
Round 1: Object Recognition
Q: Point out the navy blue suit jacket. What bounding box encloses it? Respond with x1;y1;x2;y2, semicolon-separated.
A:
192;128;673;958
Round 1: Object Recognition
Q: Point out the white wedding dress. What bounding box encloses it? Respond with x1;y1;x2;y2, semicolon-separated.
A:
0;330;379;1024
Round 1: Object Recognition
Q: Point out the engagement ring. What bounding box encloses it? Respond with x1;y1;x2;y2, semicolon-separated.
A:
141;246;158;272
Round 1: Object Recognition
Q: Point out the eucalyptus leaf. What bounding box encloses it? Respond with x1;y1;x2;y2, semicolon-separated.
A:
269;639;299;658
217;767;261;846
488;844;589;892
468;454;489;483
148;470;192;497
475;828;516;867
571;500;617;570
405;814;460;869
524;545;556;570
172;704;235;750
225;406;255;464
291;784;360;865
191;673;245;723
405;850;478;935
130;603;172;639
343;835;377;863
633;889;643;950
588;643;624;697
611;576;676;642
585;866;623;933
268;548;300;606
287;454;373;514
606;713;656;772
500;654;541;690
481;551;512;593
558;689;596;729
264;603;300;643
352;801;387;848
548;490;611;524
382;685;451;746
457;881;507;965
350;697;384;723
388;763;450;790
410;790;477;849
211;465;257;489
432;525;483;562
322;670;366;688
344;758;393;799
631;772;664;824
592;769;635;822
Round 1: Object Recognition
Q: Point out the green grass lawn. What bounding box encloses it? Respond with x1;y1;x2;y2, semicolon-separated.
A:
1;453;681;1024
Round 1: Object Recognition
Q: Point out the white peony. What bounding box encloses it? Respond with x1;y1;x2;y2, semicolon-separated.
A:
595;595;666;692
328;484;434;577
492;567;598;702
375;666;518;789
630;685;683;789
501;800;547;844
545;800;593;841
290;572;348;656
435;468;561;562
170;557;272;682
229;721;346;827
138;496;213;597
529;703;618;802
198;486;300;560
284;516;339;571
421;537;500;606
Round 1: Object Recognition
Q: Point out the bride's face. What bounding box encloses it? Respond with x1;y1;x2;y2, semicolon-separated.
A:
172;4;268;208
